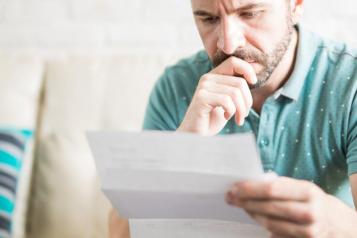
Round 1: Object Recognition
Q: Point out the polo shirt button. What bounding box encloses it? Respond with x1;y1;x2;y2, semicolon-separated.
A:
260;138;270;146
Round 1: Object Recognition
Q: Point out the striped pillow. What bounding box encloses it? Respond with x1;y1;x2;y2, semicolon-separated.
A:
0;129;32;237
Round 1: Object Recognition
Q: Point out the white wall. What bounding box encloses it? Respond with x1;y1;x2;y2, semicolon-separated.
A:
0;0;355;56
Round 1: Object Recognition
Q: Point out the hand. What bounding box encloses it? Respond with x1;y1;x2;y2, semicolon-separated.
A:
108;208;130;238
177;56;257;136
226;177;357;238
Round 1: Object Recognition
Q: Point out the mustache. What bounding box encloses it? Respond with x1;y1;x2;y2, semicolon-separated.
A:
212;48;267;68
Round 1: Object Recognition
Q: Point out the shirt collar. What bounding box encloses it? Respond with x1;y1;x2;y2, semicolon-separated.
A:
279;24;320;101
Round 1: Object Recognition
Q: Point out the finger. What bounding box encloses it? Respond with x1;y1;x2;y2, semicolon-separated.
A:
229;177;320;201
241;200;315;224
233;90;247;126
211;56;258;85
208;74;253;111
251;214;316;238
199;90;237;120
237;78;253;112
205;84;248;125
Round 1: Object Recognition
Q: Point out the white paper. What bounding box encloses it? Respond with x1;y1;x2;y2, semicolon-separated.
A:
87;131;267;237
130;219;269;238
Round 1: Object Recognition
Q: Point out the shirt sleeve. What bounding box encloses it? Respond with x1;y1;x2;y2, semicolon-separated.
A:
142;70;180;131
347;90;357;176
142;51;209;131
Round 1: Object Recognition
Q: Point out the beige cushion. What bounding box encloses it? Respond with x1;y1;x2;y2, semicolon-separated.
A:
0;55;44;238
0;56;43;128
27;54;184;238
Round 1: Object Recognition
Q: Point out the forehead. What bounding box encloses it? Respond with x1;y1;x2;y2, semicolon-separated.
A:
191;0;275;11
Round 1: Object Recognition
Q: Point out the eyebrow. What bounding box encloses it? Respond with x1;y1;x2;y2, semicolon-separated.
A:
193;2;269;16
193;10;214;17
238;2;268;12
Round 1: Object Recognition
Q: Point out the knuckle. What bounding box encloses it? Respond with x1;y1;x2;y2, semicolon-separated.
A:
195;89;207;100
199;74;211;86
301;209;317;223
225;107;234;115
238;182;251;195
305;184;319;200
268;202;280;213
264;219;275;232
222;95;233;107
199;80;210;89
230;89;241;102
309;200;320;220
265;182;276;198
200;74;210;82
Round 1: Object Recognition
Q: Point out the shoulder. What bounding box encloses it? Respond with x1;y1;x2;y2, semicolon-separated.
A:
312;34;357;128
312;33;357;97
169;50;212;73
318;37;357;63
316;34;357;78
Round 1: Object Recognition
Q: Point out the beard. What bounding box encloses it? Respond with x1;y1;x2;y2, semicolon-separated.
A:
212;17;294;89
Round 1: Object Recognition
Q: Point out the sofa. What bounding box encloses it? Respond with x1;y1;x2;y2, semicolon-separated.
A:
0;52;185;238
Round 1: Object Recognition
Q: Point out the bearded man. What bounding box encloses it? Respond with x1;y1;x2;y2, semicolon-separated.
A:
110;0;357;237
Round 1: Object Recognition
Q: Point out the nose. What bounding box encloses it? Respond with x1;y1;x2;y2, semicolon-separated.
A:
217;17;246;55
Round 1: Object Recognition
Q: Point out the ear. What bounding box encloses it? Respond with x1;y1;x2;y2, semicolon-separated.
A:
289;0;304;24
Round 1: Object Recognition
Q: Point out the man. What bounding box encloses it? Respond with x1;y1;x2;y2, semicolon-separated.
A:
110;0;357;237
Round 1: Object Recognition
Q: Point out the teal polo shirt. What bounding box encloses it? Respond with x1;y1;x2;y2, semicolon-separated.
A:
143;26;357;207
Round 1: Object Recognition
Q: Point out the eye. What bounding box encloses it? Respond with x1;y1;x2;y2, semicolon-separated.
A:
201;16;220;25
240;11;262;19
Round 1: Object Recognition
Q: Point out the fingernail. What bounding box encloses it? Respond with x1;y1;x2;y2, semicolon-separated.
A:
252;75;258;84
239;119;244;126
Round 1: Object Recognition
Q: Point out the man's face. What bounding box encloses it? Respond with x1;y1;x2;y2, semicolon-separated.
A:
191;0;295;87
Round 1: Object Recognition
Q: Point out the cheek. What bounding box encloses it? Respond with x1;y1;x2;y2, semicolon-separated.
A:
245;16;289;55
245;30;274;55
197;26;220;61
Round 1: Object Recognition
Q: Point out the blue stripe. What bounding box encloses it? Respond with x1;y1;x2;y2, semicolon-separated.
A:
0;196;13;213
0;128;32;236
20;129;33;139
0;214;11;232
0;134;24;151
0;128;32;135
0;151;20;171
